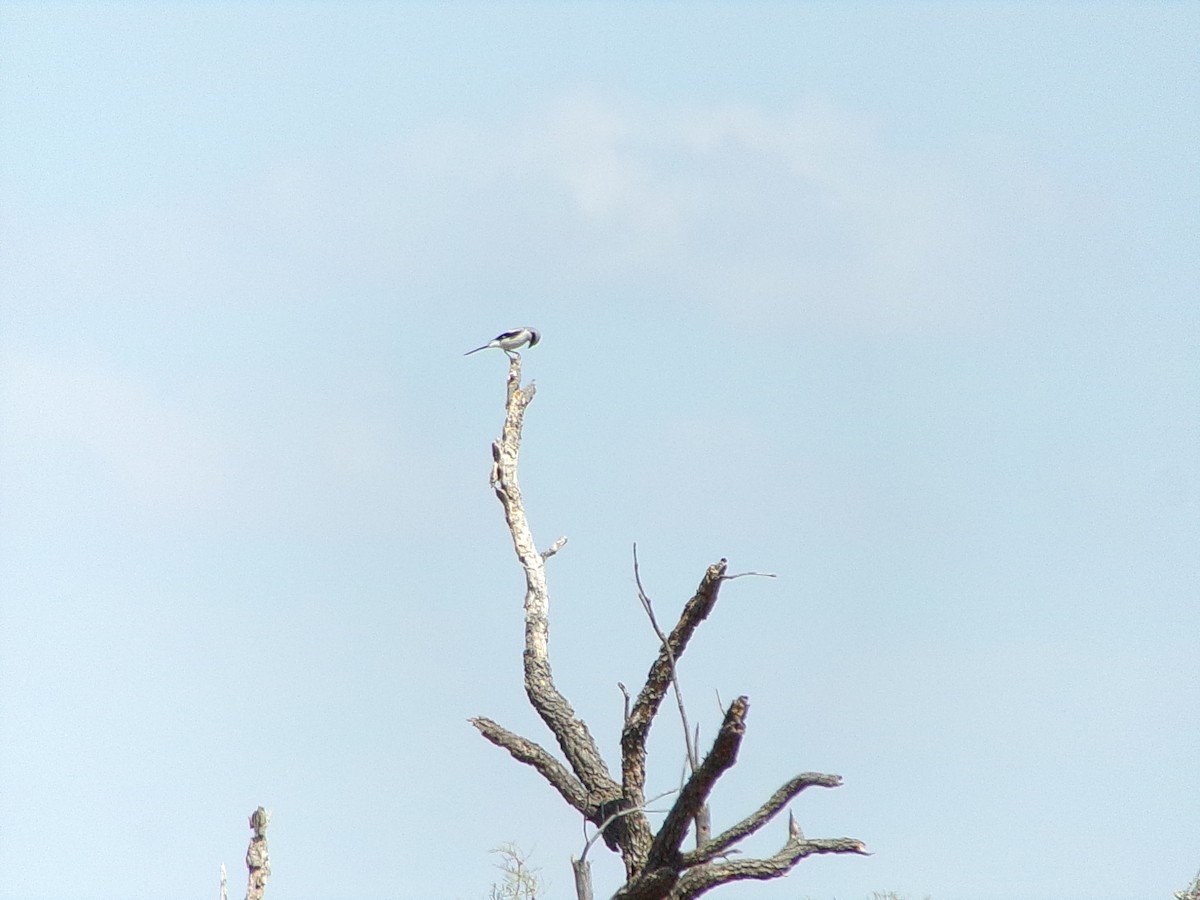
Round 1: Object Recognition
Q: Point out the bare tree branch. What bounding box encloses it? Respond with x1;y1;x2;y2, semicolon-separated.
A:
572;856;595;900
472;348;866;898
645;697;748;871
633;546;720;853
542;536;569;559
632;545;699;773
579;789;678;866
244;807;270;900
611;866;680;900
470;716;589;812
621;557;728;862
680;772;844;866
491;354;610;783
691;722;711;848
479;353;642;869
671;813;868;899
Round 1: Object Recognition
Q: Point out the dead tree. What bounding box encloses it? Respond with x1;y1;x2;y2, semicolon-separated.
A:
244;806;271;900
469;353;866;899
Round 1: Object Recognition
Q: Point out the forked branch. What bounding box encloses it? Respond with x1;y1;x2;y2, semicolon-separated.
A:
680;772;844;866
672;813;868;899
470;347;865;900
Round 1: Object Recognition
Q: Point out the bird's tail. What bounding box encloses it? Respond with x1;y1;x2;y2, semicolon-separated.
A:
463;345;489;355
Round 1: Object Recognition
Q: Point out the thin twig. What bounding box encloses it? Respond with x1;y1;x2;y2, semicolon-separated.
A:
541;536;568;559
632;544;698;772
580;790;678;863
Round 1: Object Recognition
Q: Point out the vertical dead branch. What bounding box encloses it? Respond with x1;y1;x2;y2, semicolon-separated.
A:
632;545;711;850
492;355;605;784
244;806;270;900
644;697;748;872
474;352;648;873
632;545;699;773
621;557;727;852
572;857;595;900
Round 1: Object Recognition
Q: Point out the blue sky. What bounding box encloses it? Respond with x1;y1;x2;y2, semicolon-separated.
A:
1;4;1197;899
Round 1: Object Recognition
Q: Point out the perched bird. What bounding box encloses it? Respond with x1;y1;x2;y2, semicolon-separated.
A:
464;327;540;356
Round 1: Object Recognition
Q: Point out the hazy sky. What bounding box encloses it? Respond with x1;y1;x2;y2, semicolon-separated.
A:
2;4;1197;900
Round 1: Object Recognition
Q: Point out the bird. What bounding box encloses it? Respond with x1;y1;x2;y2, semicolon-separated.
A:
464;327;540;356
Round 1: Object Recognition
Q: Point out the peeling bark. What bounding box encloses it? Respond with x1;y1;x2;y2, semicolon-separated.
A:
244;807;270;900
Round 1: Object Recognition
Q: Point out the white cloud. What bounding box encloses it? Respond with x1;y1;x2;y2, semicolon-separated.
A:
342;93;993;331
186;91;990;334
4;94;1009;373
530;95;990;329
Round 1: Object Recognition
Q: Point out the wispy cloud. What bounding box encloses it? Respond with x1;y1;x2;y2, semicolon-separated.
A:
309;92;997;332
531;94;992;329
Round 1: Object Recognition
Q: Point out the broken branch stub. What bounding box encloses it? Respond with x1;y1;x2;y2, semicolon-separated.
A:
244;806;270;900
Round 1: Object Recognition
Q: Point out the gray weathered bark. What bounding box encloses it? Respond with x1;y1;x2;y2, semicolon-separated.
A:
244;806;270;900
469;352;866;899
